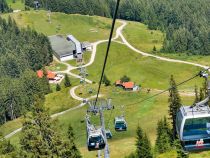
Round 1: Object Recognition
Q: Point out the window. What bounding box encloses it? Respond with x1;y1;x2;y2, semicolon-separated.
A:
176;111;183;132
183;117;210;140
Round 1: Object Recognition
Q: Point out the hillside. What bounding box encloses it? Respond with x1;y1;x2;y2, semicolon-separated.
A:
2;10;118;42
1;10;210;158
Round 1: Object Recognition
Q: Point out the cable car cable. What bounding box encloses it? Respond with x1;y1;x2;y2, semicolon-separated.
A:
94;0;120;108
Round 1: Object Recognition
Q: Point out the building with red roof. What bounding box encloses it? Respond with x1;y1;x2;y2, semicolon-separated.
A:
37;70;56;80
115;80;122;86
115;80;140;91
122;82;135;90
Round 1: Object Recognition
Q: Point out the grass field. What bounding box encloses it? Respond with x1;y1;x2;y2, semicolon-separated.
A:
123;21;210;66
46;60;67;71
66;52;92;67
7;86;198;157
123;21;164;53
6;0;25;10
85;42;203;90
1;10;120;42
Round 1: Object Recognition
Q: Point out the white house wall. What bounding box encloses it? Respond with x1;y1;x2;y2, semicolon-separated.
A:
60;55;74;61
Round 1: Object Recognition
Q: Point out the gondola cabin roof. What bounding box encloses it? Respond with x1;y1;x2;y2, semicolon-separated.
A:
115;116;126;122
180;105;210;118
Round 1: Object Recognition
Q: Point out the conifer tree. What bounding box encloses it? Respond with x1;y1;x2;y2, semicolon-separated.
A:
203;78;208;97
136;126;153;158
56;83;61;91
155;117;172;153
20;99;81;157
102;74;111;86
65;124;81;158
0;132;16;157
194;85;199;103
174;140;189;158
153;46;157;52
199;88;204;101
64;74;71;87
168;75;181;138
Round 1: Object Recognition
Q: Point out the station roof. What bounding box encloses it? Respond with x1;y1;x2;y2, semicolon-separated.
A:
49;35;76;57
180;105;210;117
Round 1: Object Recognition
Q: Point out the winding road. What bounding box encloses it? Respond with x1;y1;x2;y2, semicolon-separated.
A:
4;20;209;139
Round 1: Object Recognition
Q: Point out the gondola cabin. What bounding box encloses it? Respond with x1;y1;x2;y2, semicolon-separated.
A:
87;128;106;151
86;116;106;151
106;129;113;139
176;105;210;151
114;116;127;131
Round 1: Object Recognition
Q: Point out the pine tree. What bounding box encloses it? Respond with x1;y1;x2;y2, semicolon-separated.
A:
203;78;208;97
194;85;199;103
136;126;153;158
20;99;63;157
168;75;181;139
121;75;130;82
174;140;189;158
102;74;111;86
64;74;71;87
155;117;172;153
153;46;157;52
56;83;61;91
20;99;81;157
199;88;204;101
0;132;16;156
65;124;81;158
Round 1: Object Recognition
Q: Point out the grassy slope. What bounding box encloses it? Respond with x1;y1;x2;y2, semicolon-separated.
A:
46;60;67;72
2;10;119;42
6;0;25;10
8;85;197;157
66;52;92;67
123;21;210;66
1;11;209;157
123;21;164;52
86;42;203;90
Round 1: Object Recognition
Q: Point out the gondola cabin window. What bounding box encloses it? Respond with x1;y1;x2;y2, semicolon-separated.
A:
183;117;210;140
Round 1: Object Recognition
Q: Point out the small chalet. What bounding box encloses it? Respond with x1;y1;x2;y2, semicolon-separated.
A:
115;80;122;87
115;80;140;91
122;82;135;90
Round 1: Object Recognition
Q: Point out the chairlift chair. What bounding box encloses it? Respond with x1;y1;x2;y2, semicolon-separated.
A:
114;116;127;131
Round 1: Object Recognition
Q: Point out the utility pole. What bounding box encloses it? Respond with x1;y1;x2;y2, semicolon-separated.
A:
47;10;51;23
100;107;110;158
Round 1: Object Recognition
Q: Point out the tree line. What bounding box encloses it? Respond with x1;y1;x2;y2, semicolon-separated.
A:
0;16;53;125
25;0;113;17
118;0;210;55
25;0;210;55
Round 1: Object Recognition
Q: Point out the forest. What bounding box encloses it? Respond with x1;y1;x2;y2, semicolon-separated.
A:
25;0;210;55
0;16;53;125
0;0;11;13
